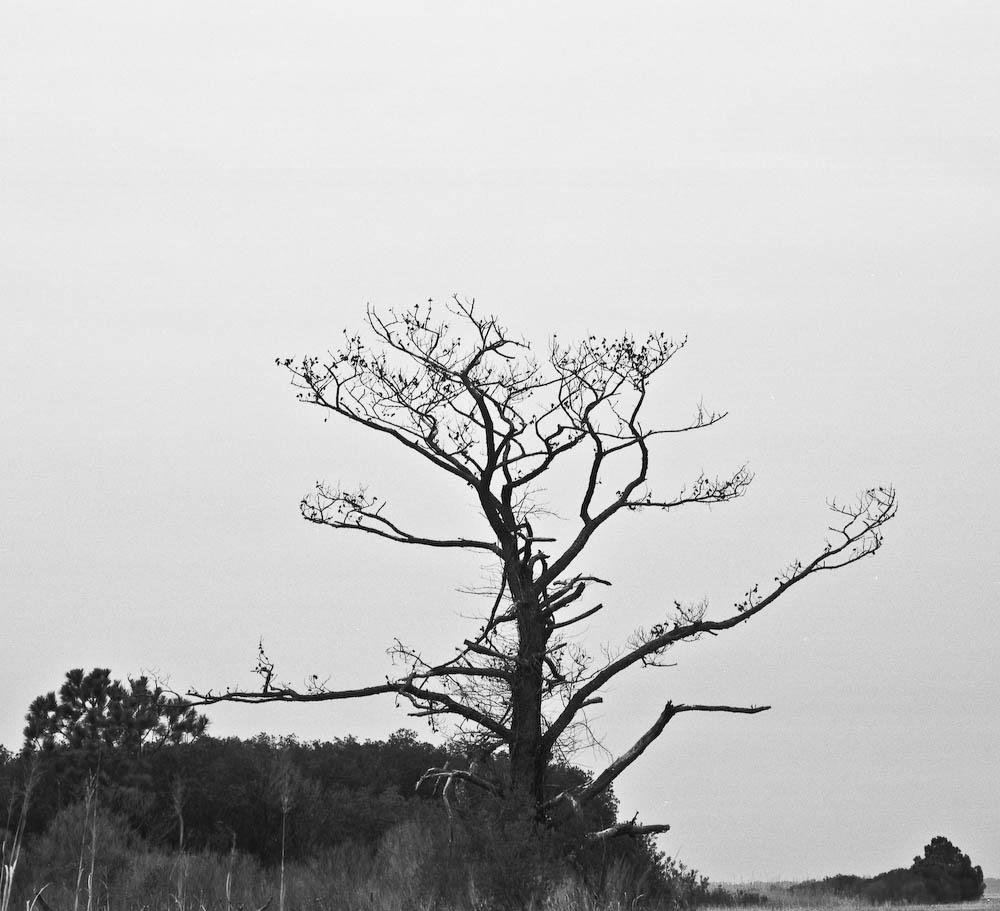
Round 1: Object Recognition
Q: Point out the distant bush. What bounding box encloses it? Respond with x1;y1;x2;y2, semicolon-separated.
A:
698;885;769;907
911;836;985;902
787;836;985;905
862;867;933;904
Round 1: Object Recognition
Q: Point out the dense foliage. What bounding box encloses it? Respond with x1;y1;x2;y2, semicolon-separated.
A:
1;732;689;908
17;668;208;841
23;668;208;755
789;836;985;904
3;671;713;909
911;836;986;902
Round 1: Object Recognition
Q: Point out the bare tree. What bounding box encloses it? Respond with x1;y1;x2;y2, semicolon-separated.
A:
192;297;896;838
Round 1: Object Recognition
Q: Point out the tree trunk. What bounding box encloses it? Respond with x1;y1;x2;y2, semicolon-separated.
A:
509;602;549;817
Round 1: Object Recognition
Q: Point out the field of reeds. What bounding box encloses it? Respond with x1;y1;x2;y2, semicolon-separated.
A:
5;811;994;911
3;732;990;911
712;881;998;911
2;734;698;911
1;799;699;911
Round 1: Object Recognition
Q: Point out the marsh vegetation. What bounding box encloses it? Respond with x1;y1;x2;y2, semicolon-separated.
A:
2;720;987;911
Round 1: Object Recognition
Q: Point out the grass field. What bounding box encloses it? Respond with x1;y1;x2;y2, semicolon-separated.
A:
8;860;996;911
5;803;994;911
705;882;998;911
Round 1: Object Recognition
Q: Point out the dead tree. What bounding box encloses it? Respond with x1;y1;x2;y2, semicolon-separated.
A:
191;297;896;838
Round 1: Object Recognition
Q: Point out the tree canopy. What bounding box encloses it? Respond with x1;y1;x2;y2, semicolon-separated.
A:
23;667;207;757
912;836;986;902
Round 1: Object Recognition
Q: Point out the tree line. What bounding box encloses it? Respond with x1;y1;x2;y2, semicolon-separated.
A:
2;668;707;910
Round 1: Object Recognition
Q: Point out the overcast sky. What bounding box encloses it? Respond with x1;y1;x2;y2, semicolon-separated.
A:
3;0;998;882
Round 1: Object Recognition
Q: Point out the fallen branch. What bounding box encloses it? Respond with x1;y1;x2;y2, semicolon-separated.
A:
586;814;671;841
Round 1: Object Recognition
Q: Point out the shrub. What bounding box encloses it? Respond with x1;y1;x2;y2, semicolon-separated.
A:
912;836;985;902
21;800;142;910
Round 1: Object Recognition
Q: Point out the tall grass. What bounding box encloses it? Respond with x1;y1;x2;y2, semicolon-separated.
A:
700;880;995;911
17;796;976;911
0;753;37;911
9;805;689;911
13;837;984;911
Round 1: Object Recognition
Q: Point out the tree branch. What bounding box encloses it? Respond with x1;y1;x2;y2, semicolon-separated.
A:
541;486;896;755
585;815;671;841
416;766;503;799
551;602;605;630
189;677;513;743
569;702;768;807
301;484;501;555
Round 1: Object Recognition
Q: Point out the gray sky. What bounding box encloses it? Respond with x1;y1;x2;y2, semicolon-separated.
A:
3;0;998;881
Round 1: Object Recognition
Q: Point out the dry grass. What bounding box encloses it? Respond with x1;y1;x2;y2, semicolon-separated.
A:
8;842;660;911
700;881;998;911
11;855;997;911
10;804;996;911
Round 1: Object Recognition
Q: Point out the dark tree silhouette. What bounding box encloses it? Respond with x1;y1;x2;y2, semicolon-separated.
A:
18;669;208;839
791;837;986;904
912;836;986;902
24;668;207;756
193;298;896;838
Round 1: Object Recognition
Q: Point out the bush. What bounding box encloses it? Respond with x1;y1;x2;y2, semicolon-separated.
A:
21;800;142;910
912;836;985;902
786;837;985;906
